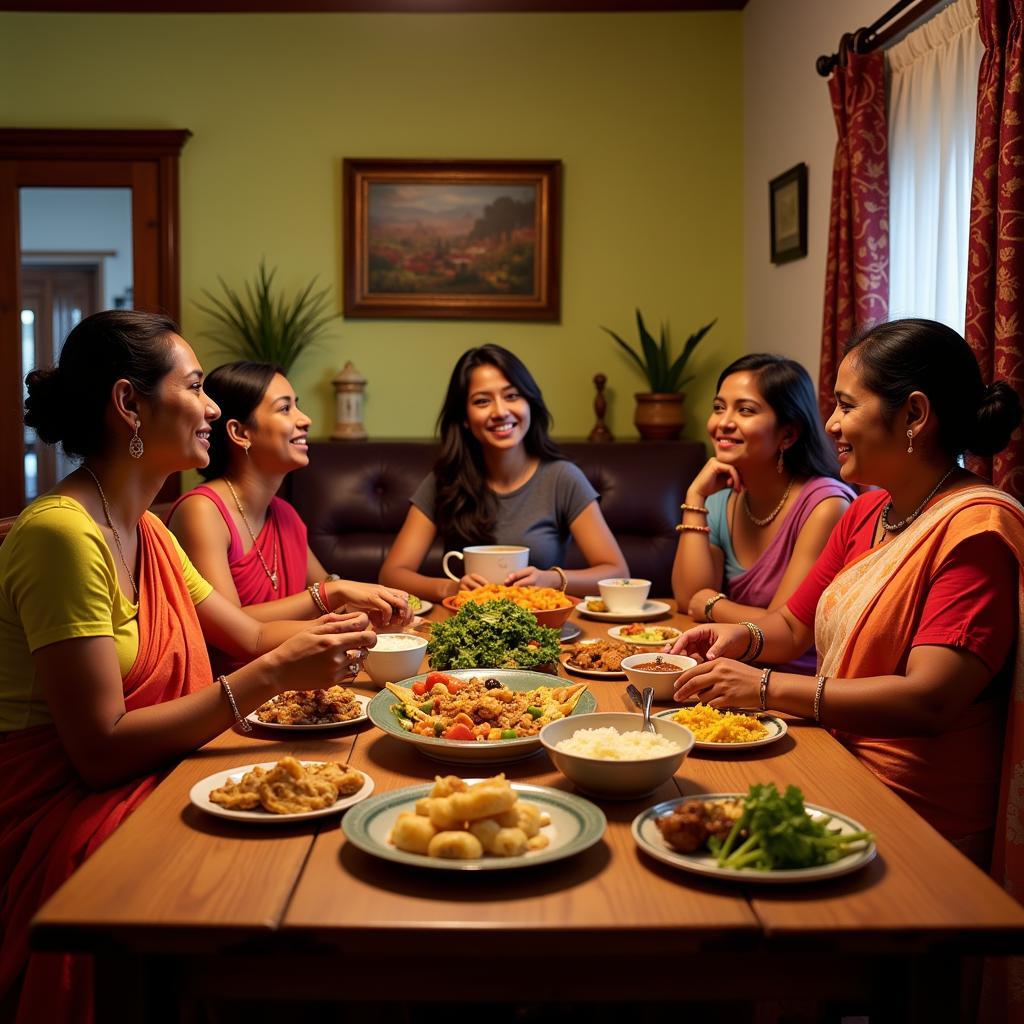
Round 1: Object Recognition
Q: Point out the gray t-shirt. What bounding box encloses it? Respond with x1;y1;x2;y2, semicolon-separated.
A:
410;459;599;569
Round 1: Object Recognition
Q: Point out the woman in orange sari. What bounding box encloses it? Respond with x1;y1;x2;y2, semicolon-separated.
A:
0;311;375;1024
669;319;1024;870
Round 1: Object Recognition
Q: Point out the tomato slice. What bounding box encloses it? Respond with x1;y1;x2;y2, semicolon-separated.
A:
441;723;475;742
411;680;428;696
425;672;450;689
445;679;466;694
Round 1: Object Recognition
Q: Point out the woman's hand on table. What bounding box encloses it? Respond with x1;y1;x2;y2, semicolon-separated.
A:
455;573;491;592
672;658;762;708
329;581;412;628
687;587;722;621
264;612;376;691
505;566;560;589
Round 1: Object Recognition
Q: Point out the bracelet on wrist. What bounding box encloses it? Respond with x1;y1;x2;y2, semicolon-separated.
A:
759;667;773;711
813;674;828;723
680;503;710;515
308;581;330;615
551;565;568;592
676;523;711;534
703;591;727;622
218;675;253;733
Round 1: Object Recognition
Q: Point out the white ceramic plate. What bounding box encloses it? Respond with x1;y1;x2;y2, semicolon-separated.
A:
654;708;788;751
577;598;673;622
408;598;433;616
342;780;606;871
189;761;375;824
607;624;681;646
632;793;875;883
246;693;370;731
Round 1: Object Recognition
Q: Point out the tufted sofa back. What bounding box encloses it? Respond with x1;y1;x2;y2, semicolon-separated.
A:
284;439;706;595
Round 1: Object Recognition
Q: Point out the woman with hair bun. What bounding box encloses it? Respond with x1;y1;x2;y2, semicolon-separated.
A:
167;361;411;674
669;318;1024;870
0;311;375;1024
672;353;854;673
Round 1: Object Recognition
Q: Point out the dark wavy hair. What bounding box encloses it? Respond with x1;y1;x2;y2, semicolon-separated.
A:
24;309;178;460
716;353;842;479
434;345;562;546
845;318;1022;458
196;361;284;481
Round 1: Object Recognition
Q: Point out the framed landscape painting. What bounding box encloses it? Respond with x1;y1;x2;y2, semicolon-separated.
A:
343;159;561;320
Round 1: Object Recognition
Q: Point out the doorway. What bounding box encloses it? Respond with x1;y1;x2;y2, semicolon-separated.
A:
0;128;190;516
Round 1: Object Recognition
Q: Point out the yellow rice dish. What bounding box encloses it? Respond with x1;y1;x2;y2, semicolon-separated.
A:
668;703;768;743
451;585;571;611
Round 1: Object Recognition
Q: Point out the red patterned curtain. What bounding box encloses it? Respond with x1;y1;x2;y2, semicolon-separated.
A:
965;0;1024;500
819;47;890;421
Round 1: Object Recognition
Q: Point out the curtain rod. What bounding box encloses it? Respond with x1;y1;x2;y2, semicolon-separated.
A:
815;0;950;76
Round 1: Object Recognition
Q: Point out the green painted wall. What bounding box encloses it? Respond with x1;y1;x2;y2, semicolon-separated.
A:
1;11;742;446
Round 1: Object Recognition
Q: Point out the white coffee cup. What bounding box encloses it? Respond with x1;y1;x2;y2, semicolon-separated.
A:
442;545;530;584
598;577;652;613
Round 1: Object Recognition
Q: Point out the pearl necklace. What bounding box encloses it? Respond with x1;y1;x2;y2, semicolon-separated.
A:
880;465;958;533
82;465;139;603
742;477;794;527
224;478;279;590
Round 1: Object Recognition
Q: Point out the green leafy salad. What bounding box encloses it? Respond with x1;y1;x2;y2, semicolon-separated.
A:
427;600;562;671
711;783;873;871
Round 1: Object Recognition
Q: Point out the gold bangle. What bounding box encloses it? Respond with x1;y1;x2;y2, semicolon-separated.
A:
759;667;773;711
814;674;828;723
308;581;329;615
737;621;756;662
703;592;726;621
218;675;252;733
551;565;568;592
680;503;710;515
675;523;711;534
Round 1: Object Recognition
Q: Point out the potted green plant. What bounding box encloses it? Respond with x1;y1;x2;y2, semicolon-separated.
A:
194;260;337;375
602;309;716;440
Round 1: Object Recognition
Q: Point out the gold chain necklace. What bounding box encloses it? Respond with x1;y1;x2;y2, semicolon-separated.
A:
224;478;279;590
742;477;794;527
82;465;139;603
880;465;958;533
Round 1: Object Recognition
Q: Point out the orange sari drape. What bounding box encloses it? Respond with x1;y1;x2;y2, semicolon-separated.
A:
0;513;212;1024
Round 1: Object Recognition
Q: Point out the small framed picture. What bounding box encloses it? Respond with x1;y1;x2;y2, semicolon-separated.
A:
343;158;561;320
769;163;808;264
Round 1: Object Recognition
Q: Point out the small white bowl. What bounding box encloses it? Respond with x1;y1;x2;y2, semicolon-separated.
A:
597;577;652;614
621;653;697;702
363;633;428;687
540;712;695;799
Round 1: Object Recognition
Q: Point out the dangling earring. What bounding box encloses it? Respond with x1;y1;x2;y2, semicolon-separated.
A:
777;448;785;474
906;429;914;455
243;442;251;457
128;421;144;459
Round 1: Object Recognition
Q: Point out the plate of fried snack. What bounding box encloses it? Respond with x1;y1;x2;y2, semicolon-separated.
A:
655;704;787;750
246;687;370;731
632;783;875;883
342;772;606;871
607;623;681;646
191;756;374;823
561;638;640;678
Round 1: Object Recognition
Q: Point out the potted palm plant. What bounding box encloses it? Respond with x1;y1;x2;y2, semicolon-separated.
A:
602;310;716;440
194;260;337;375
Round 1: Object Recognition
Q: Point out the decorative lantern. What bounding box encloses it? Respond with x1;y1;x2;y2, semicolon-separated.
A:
331;361;367;441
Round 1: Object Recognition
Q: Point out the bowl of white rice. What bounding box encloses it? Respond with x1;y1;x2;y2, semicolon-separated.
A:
539;712;694;799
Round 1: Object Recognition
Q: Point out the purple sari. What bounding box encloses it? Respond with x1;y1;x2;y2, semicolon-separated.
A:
728;477;854;674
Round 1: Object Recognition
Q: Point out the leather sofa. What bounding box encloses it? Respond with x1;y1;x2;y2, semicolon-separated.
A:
283;439;706;596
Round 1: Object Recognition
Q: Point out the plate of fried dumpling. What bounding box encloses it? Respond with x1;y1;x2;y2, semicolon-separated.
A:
190;756;374;823
341;772;606;870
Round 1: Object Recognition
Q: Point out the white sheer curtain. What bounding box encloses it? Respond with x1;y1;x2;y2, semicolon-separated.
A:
887;0;982;332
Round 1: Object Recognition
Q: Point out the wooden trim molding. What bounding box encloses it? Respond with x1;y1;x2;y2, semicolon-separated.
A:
0;129;192;162
0;0;746;9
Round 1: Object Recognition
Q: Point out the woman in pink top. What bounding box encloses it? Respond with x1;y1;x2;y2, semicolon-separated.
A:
168;362;410;671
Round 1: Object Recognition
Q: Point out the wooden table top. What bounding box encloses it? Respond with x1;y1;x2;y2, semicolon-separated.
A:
32;602;1024;960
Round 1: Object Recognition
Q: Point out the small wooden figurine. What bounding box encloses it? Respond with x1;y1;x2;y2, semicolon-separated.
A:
588;372;614;443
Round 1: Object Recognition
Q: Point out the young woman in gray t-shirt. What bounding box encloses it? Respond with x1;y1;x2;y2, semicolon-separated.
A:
379;345;628;601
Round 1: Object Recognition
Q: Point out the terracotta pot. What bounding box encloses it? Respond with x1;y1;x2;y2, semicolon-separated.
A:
634;392;685;440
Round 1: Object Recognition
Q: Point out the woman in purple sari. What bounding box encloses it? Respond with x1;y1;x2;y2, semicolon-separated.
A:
672;354;853;673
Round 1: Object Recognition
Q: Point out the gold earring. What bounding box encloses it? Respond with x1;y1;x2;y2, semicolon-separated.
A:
243;442;251;457
129;421;144;459
906;429;914;454
777;448;785;474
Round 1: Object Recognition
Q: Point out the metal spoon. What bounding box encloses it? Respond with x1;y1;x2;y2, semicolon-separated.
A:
641;686;656;734
626;683;644;709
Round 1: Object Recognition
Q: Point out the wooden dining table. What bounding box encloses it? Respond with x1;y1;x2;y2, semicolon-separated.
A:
30;602;1024;1022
